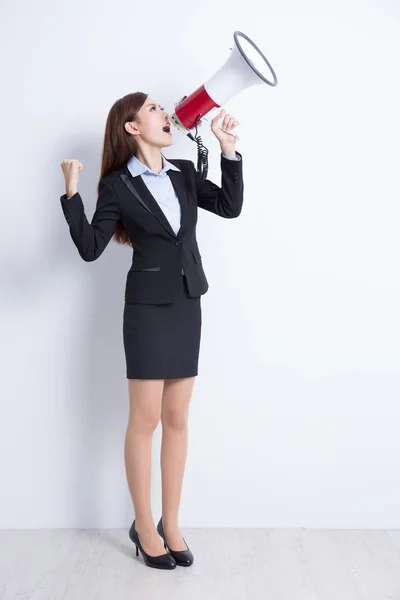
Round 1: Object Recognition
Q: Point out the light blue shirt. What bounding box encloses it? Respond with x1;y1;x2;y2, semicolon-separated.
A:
126;152;240;236
127;152;241;275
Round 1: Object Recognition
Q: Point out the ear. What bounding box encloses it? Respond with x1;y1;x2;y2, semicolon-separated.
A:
125;121;140;136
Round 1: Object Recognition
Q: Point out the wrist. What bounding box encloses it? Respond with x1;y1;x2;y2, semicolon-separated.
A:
220;144;236;158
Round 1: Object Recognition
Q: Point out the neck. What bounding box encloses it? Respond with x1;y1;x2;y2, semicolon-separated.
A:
135;144;163;174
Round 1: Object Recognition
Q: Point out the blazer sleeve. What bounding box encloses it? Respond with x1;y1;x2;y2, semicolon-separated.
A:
190;151;244;218
60;178;121;262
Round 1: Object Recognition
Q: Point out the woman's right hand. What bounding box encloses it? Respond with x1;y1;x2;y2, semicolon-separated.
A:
61;159;83;196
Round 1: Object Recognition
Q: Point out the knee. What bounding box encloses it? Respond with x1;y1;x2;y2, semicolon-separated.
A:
129;410;160;434
161;408;188;430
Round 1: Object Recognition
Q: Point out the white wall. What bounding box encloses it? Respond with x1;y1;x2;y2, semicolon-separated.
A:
1;0;399;528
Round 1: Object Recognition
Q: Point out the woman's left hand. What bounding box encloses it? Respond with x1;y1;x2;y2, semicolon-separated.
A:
210;108;240;149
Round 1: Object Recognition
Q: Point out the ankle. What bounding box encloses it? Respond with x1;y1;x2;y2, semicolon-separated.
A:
162;516;179;530
135;517;155;532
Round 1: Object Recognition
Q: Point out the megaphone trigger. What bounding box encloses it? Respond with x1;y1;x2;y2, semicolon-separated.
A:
202;115;240;140
218;116;240;140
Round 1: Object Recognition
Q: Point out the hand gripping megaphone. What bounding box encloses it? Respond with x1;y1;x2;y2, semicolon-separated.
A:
169;30;278;179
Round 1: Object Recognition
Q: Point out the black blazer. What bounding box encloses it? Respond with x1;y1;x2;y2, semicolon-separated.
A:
60;152;244;304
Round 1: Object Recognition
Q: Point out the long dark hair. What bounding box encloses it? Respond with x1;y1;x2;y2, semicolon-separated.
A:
99;91;148;247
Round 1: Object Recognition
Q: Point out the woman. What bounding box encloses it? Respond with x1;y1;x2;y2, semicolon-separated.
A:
60;92;244;570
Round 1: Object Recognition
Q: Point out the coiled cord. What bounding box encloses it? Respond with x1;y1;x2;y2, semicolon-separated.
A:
190;118;209;181
177;100;209;181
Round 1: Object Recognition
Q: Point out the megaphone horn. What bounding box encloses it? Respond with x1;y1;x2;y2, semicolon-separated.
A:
170;30;278;137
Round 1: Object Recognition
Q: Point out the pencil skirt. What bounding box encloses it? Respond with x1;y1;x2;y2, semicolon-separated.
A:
122;274;202;379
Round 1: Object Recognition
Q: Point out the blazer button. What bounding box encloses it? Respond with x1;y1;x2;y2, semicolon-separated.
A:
175;240;181;246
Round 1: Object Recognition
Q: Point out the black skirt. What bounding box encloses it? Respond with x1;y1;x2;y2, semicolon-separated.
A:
123;274;202;379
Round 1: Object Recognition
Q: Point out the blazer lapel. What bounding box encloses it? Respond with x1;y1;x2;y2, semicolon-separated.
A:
119;162;189;240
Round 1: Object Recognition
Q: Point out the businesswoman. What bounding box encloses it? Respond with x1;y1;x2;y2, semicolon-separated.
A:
60;92;244;569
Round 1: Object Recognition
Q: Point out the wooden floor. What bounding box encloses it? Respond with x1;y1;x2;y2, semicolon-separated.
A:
1;528;399;599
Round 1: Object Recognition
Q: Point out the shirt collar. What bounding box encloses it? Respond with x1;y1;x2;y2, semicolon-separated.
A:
126;153;181;178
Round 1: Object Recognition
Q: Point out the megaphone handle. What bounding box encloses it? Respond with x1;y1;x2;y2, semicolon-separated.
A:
202;115;240;140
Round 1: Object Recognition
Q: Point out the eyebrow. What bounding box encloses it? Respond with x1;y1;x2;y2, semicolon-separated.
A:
147;103;162;109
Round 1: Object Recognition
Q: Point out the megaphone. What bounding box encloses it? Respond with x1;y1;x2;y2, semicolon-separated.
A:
169;30;278;176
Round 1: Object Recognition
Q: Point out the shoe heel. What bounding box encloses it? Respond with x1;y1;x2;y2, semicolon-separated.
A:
135;545;139;556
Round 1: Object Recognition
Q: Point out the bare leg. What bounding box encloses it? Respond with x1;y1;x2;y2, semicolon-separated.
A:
160;376;196;551
124;378;166;556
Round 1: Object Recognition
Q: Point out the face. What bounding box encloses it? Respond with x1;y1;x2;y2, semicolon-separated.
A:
125;96;173;148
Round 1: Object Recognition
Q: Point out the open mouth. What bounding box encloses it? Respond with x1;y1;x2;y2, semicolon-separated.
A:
162;124;171;135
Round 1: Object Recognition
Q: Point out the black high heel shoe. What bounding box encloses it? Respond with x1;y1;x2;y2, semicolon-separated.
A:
157;517;194;567
129;520;176;570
